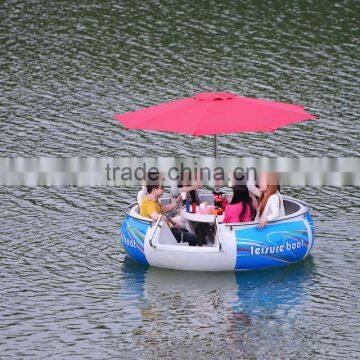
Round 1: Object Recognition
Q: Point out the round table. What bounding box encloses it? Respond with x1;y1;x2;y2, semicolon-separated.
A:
180;207;224;223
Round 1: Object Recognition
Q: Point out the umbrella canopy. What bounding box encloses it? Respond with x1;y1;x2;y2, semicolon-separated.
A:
114;92;318;156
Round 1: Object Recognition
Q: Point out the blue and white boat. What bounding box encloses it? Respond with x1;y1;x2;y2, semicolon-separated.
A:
121;193;315;271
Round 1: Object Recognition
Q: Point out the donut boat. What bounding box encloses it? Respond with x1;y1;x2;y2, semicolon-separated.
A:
120;193;315;271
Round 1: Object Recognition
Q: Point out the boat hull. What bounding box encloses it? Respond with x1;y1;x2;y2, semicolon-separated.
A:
233;216;314;270
120;197;315;271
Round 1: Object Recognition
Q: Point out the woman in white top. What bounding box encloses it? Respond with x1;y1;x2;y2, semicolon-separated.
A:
255;183;285;229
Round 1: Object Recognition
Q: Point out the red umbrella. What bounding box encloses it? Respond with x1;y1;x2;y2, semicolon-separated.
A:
114;92;318;157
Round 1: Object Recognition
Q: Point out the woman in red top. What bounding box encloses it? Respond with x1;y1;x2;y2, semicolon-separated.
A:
224;185;256;223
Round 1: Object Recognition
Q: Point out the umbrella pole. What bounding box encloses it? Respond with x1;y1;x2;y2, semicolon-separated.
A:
214;134;217;158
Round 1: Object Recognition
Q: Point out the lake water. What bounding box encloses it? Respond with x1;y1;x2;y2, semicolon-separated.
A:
0;0;359;359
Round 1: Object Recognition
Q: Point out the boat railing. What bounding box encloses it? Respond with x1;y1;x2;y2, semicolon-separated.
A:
214;216;222;251
149;217;163;248
126;195;310;235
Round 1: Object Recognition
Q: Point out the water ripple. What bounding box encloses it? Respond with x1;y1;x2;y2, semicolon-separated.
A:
1;0;359;358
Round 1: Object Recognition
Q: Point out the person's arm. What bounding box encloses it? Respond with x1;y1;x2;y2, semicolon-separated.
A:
149;212;177;227
149;211;166;222
178;183;199;193
247;170;261;198
258;195;279;229
144;201;165;221
160;195;182;213
247;183;261;198
249;193;258;209
145;201;175;224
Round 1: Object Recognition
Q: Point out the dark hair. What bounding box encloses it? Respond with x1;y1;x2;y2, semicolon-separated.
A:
146;184;163;194
230;185;256;221
146;169;162;194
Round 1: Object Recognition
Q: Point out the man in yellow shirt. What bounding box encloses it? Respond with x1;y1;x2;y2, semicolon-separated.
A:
140;184;198;246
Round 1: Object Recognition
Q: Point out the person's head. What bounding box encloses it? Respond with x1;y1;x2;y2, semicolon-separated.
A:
146;184;164;198
231;185;255;221
231;185;251;205
258;184;279;217
259;172;268;193
145;169;162;194
259;172;280;193
230;169;246;188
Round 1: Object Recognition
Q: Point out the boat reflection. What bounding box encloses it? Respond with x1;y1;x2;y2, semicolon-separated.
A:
121;256;315;329
230;257;315;327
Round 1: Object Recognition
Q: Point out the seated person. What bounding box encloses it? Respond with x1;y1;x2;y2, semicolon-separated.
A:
255;176;285;229
137;171;160;206
231;169;260;208
223;185;256;223
140;184;198;246
171;175;214;245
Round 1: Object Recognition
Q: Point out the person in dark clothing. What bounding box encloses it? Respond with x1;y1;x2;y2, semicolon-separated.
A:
170;227;198;246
